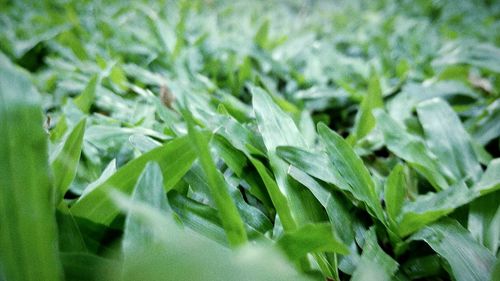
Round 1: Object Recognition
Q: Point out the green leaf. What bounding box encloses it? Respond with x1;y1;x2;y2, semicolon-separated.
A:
251;85;306;152
74;75;98;114
352;70;384;141
397;181;474;237
276;146;347;191
252;85;324;230
401;255;444;279
277;223;349;261
50;114;68;142
249;157;297;232
60;252;118;281
374;110;449;190
210;113;266;157
212;135;247;176
122;162;168;275
468;191;500;254
168;191;228;245
317;123;384;221
111;189;314;281
0;53;62;281
351;228;398;281
474;158;500;195
109;63;128;92
492;258;500;281
384;164;405;228
255;19;270;49
51;118;86;202
70;134;198;226
432;41;500;73
410;219;496;281
416;98;482;182
285;165;361;250
184;108;247;247
286;165;332;208
56;205;87;252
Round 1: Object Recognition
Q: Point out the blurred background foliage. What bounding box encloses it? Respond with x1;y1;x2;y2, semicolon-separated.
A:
0;0;499;280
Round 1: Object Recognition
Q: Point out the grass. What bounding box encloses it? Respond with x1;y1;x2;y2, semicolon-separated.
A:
0;0;499;280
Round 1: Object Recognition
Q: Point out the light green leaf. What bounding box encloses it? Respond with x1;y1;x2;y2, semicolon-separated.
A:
352;70;383;142
251;85;306;152
474;158;500;195
351;228;398;281
384;164;405;227
250;157;297;232
416;98;482;182
51;118;86;202
276;146;347;191
318;123;384;221
0;53;62;281
111;189;314;281
168;191;228;245
74;75;98;114
432;41;500;73
398;181;474;237
252;85;324;230
374;110;449;190
277;223;349;261
184;108;247;247
468;191;500;254
122;162;168;275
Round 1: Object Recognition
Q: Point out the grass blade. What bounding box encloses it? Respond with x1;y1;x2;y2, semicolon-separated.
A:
0;53;62;280
183;107;248;247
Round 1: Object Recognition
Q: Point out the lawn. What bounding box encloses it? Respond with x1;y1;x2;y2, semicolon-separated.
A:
0;0;499;280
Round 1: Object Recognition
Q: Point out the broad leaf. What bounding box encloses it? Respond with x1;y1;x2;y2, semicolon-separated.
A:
277;223;349;261
416;98;482;182
374;110;449;190
351;228;398;281
71;134;198;225
318;123;384;221
410;219;496;281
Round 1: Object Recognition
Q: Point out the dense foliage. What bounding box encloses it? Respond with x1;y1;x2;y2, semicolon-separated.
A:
1;0;499;280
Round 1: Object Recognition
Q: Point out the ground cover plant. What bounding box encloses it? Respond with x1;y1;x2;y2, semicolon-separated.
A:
1;0;499;280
